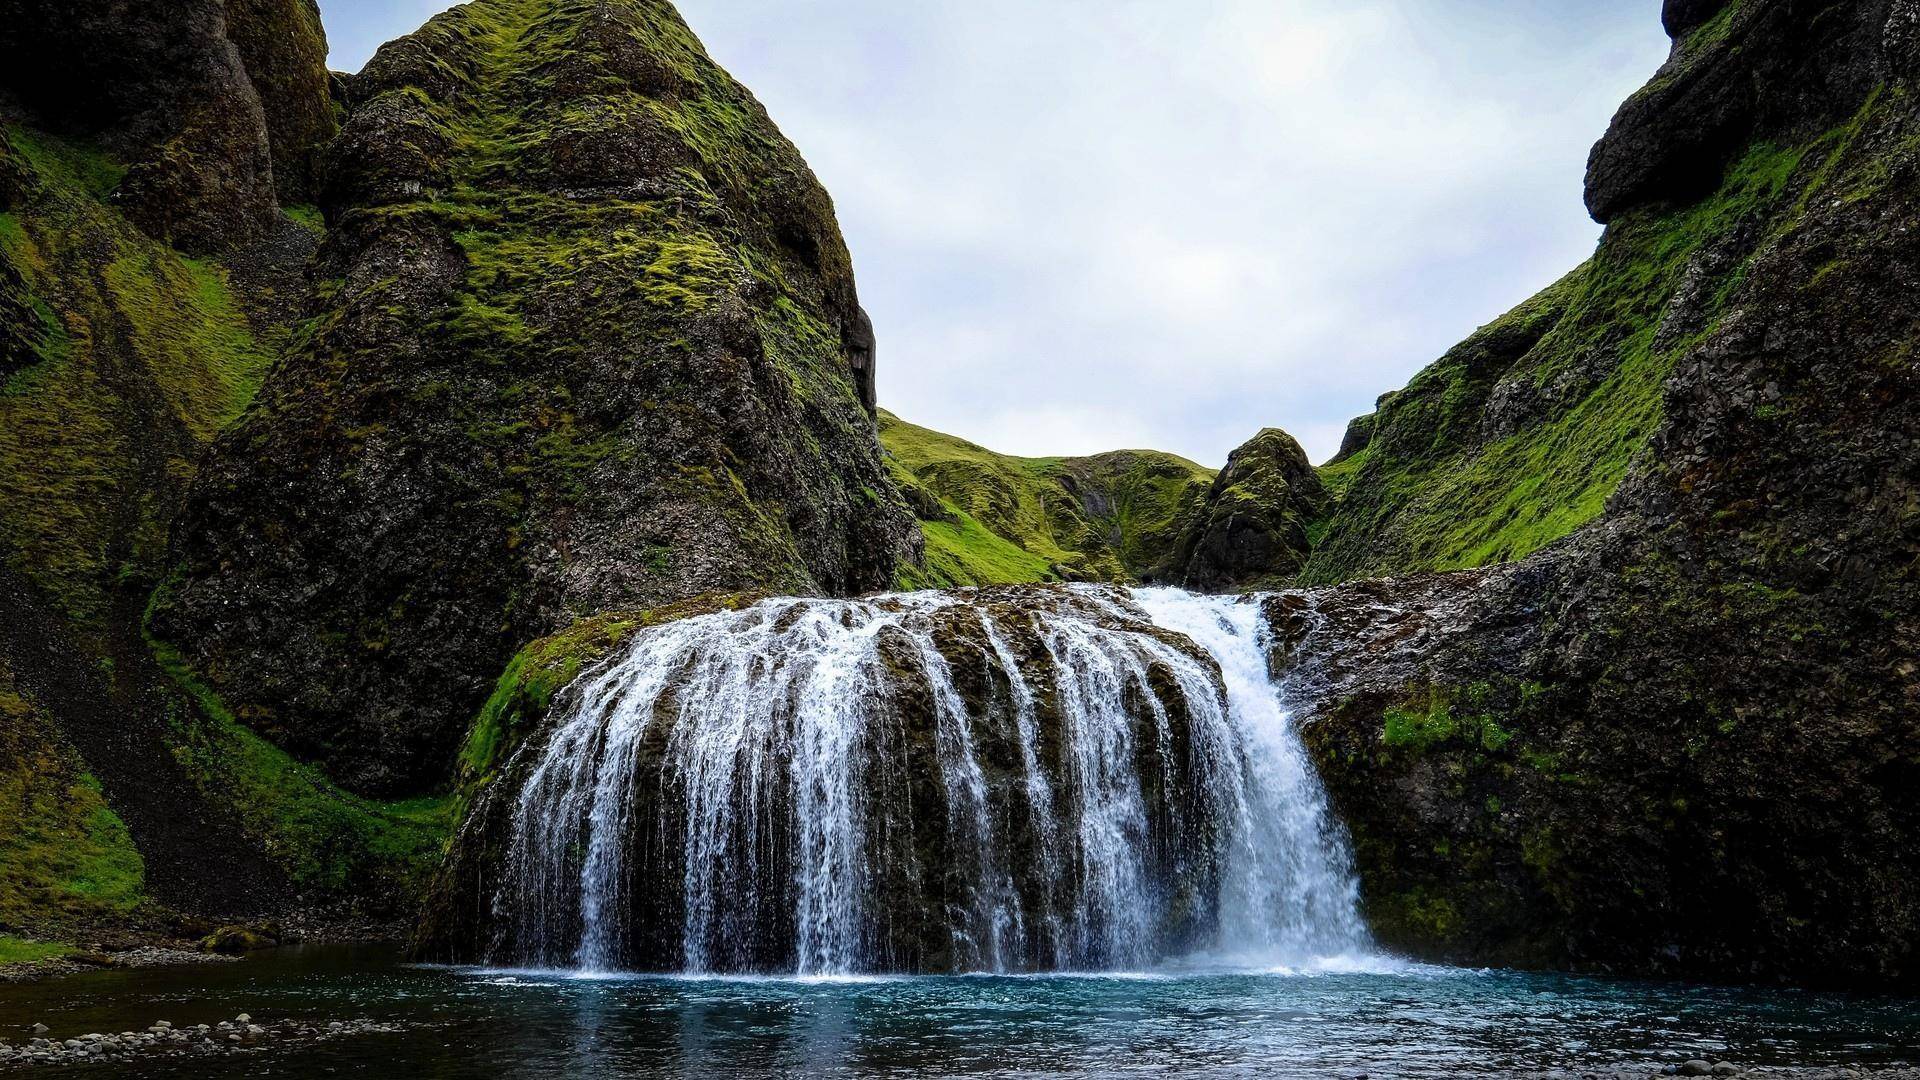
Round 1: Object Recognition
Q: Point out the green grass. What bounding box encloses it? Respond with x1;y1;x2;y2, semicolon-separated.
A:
0;936;78;965
147;631;454;906
880;409;1213;587
0;673;146;930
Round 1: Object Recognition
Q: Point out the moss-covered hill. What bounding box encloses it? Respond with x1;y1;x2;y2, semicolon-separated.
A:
1303;0;1906;586
880;409;1215;587
151;0;924;798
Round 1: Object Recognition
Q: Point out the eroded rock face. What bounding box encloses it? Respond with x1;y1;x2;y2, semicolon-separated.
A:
1165;429;1327;592
154;0;923;797
1277;0;1920;983
0;0;329;252
1585;0;1906;223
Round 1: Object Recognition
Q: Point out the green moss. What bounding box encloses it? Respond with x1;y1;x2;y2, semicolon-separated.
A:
1379;683;1523;757
0;936;78;965
0;673;146;930
282;203;325;235
146;629;453;906
1305;99;1885;584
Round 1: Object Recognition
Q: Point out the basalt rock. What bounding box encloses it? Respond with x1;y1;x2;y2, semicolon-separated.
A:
154;0;923;797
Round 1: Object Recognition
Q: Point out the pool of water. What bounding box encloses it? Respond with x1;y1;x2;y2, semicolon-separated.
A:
2;946;1916;1077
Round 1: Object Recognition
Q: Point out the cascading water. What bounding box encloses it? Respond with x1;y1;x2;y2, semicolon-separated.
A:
478;587;1370;976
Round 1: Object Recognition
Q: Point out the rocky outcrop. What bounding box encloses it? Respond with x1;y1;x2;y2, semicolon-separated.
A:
1279;0;1920;986
153;0;923;797
0;0;332;252
1165;429;1327;592
1586;0;1908;223
224;0;337;203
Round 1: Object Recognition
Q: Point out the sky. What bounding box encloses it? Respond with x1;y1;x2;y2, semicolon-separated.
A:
320;1;1671;466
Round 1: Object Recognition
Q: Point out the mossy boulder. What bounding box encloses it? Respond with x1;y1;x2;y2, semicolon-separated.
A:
155;0;923;797
199;923;280;954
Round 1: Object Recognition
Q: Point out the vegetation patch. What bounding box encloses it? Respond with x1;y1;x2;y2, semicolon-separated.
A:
880;410;1213;587
147;631;453;909
0;935;78;966
0;669;145;932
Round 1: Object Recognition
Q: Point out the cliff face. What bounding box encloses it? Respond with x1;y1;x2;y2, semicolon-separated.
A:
1306;0;1920;588
1280;0;1920;985
153;0;923;797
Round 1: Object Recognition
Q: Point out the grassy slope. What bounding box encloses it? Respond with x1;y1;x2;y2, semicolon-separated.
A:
0;660;143;935
1303;93;1881;583
0;122;456;922
880;410;1213;588
0;128;270;628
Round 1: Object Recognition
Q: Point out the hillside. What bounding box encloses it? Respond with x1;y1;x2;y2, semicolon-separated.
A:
880;410;1214;587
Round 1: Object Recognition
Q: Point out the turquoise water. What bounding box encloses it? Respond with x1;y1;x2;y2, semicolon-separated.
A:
3;946;1917;1077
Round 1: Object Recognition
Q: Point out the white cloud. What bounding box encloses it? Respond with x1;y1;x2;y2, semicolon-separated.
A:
321;1;1672;465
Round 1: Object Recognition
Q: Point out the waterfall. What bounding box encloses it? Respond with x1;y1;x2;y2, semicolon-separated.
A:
483;587;1369;975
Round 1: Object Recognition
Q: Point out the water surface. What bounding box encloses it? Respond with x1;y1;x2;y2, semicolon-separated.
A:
4;946;1916;1077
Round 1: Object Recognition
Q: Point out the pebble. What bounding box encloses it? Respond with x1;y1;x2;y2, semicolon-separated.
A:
0;1013;405;1069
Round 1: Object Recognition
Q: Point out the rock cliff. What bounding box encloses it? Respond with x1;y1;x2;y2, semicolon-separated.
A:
1279;0;1920;985
152;0;923;797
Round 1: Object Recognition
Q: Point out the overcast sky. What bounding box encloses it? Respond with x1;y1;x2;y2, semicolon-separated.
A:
321;2;1670;466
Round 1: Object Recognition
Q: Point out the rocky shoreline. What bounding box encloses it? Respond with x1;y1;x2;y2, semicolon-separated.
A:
0;1014;405;1070
0;946;237;986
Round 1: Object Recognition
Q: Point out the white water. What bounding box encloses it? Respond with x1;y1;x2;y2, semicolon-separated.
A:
491;587;1371;976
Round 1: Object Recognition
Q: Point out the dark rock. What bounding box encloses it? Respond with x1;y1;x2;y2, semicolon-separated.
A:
0;0;335;251
1663;0;1729;38
1167;428;1327;592
154;0;923;796
1586;0;1901;223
